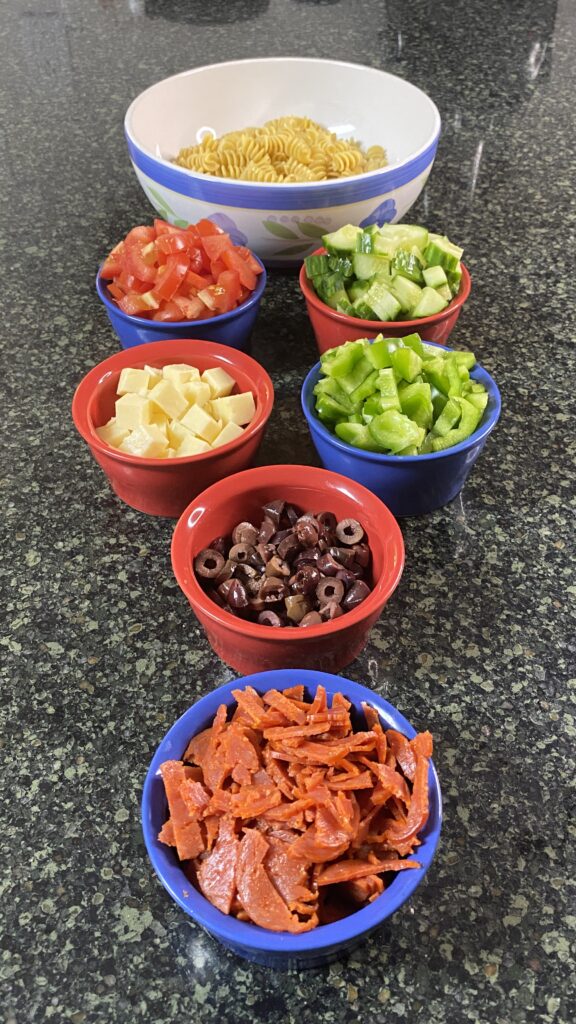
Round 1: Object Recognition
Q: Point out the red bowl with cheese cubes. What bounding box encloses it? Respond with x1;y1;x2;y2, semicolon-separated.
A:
71;338;274;517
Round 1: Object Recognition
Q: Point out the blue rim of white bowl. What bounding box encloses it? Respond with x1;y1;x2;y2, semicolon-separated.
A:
95;254;266;328
141;669;443;955
125;59;441;211
301;341;502;463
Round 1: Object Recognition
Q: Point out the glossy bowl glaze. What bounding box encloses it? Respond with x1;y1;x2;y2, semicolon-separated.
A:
299;252;472;354
171;465;404;674
141;669;442;969
125;58;441;267
72;338;274;518
301;342;501;517
96;255;266;352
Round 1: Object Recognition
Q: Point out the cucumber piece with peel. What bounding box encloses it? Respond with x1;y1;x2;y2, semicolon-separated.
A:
322;224;361;253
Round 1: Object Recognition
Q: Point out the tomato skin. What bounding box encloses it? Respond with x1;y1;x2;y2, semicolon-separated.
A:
186;270;213;290
125;225;155;246
119;292;153;316
151;300;184;321
196;218;224;237
202;233;232;261
218;269;242;306
154;255;190;301
210;259;226;279
236;246;263;275
221;248;257;290
125;242;157;283
154;219;182;236
173;294;207;319
156;233;188;256
106;282;124;300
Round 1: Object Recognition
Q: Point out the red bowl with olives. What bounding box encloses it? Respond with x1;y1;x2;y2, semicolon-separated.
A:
171;464;405;675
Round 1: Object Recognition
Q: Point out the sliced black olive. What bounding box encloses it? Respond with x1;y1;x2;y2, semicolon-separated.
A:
319;600;343;621
335;518;365;545
285;594;311;623
261;499;284;527
352;543;370;568
194;548;225;578
316;577;345;605
342;580;371;610
316;511;337;532
232;521;259;546
208;536;228;556
265;555;291;578
299;611;323;627
260;577;287;603
257;610;284;627
257;518;276;543
277;533;302;562
290;565;321;595
218;578;249;609
229;542;255;563
296;517;319;548
316;552;344;577
328;545;356;568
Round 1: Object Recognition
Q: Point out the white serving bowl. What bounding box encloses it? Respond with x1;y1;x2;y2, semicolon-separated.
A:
124;58;441;268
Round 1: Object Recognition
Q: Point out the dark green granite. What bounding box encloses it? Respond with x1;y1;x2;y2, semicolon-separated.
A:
1;0;575;1021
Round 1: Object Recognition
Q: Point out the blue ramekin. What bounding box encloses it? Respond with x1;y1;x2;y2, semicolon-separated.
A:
301;342;501;517
96;256;266;351
141;669;442;970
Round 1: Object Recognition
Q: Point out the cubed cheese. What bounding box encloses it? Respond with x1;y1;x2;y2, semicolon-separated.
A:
176;434;211;457
149;378;188;420
118;424;169;458
180;381;211;408
117;367;150;395
210;421;245;449
201;367;236;399
180;404;222;443
95;417;130;448
167;418;195;449
115;393;153;430
210;391;256;426
144;364;163;388
162;363;201;388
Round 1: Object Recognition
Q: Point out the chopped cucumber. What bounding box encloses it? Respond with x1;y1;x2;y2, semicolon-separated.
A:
410;286;449;319
388;275;423;314
322;224;361;252
361;281;401;322
391;249;424;285
424;234;464;273
347;279;371;303
422;265;448;288
353;253;390;281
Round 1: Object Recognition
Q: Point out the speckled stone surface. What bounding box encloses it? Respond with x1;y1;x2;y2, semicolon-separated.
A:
1;0;575;1021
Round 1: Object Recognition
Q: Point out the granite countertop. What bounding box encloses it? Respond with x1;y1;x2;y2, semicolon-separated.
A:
1;0;575;1021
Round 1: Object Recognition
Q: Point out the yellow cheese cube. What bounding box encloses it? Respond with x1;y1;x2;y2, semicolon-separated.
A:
149;379;188;420
166;447;178;458
210;391;256;426
95;417;130;449
144;364;163;388
149;412;168;433
162;363;201;388
176;434;212;457
201;367;236;399
180;380;211;408
167;418;195;449
117;367;150;395
180;404;222;443
210;421;245;449
118;424;169;458
115;393;153;430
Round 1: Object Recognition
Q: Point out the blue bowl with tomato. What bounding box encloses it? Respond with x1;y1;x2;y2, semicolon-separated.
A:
96;219;267;351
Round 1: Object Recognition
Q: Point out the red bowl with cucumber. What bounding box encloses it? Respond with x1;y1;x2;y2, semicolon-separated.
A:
299;223;471;355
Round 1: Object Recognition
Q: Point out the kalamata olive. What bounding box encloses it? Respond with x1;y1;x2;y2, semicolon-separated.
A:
258;610;284;627
329;545;356;568
260;577;287;603
229;542;255;563
277;533;301;562
316;577;345;605
256;542;276;563
208;536;228;556
249;596;267;613
214;558;236;585
352;543;370;568
285;594;311;623
316;552;344;577
296;517;319;548
194;548;225;578
335;518;364;545
348;561;365;579
265;555;291;578
319;600;343;621
335;567;358;591
243;576;263;596
234;561;258;578
231;521;259;546
284;504;300;526
294;547;321;566
299;611;323;628
290;565;321;595
218;578;249;609
261;499;284;526
270;528;292;546
316;511;338;532
258;518;276;543
342;580;371;610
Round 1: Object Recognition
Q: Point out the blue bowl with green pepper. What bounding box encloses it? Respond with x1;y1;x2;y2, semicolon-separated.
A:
301;339;501;517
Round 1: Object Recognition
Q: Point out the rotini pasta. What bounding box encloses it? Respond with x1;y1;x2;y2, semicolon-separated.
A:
173;116;387;182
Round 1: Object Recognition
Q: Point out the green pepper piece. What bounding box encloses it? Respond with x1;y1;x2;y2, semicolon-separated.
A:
451;350;476;370
432;393;448;420
419;432;435;454
321;340;366;379
444;356;463;397
432;397;462;436
336;356;375;395
401;332;425;357
423;356;450;395
368;409;424;453
315;395;351;424
399;382;434;430
350;369;379;406
313;376;353;410
390;346;423;383
430;398;483;451
365;336;402;369
395;444;419;456
335;421;386;452
464;391;488;413
375;368;401;411
362;394;384;422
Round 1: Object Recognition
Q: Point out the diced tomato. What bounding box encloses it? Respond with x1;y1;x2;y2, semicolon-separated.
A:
202;233;232;261
221;248;257;290
107;282;124;300
196;218;224;237
125;242;157;283
186;270;213;290
125;225;155;246
188;247;203;273
173;294;207;319
156;233;188;256
210;259;226;279
101;241;125;279
218;269;242;306
152;301;185;322
154;254;190;301
119;292;153;316
154;219;182;236
116;269;149;294
235;246;263;275
197;284;235;314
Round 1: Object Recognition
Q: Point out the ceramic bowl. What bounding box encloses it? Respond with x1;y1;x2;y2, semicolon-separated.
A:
299;250;471;353
301;342;501;517
96;255;266;352
171;464;404;674
141;668;442;969
71;338;274;518
124;58;441;267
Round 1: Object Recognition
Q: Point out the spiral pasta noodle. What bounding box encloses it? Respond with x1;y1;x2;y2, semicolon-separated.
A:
174;116;387;183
